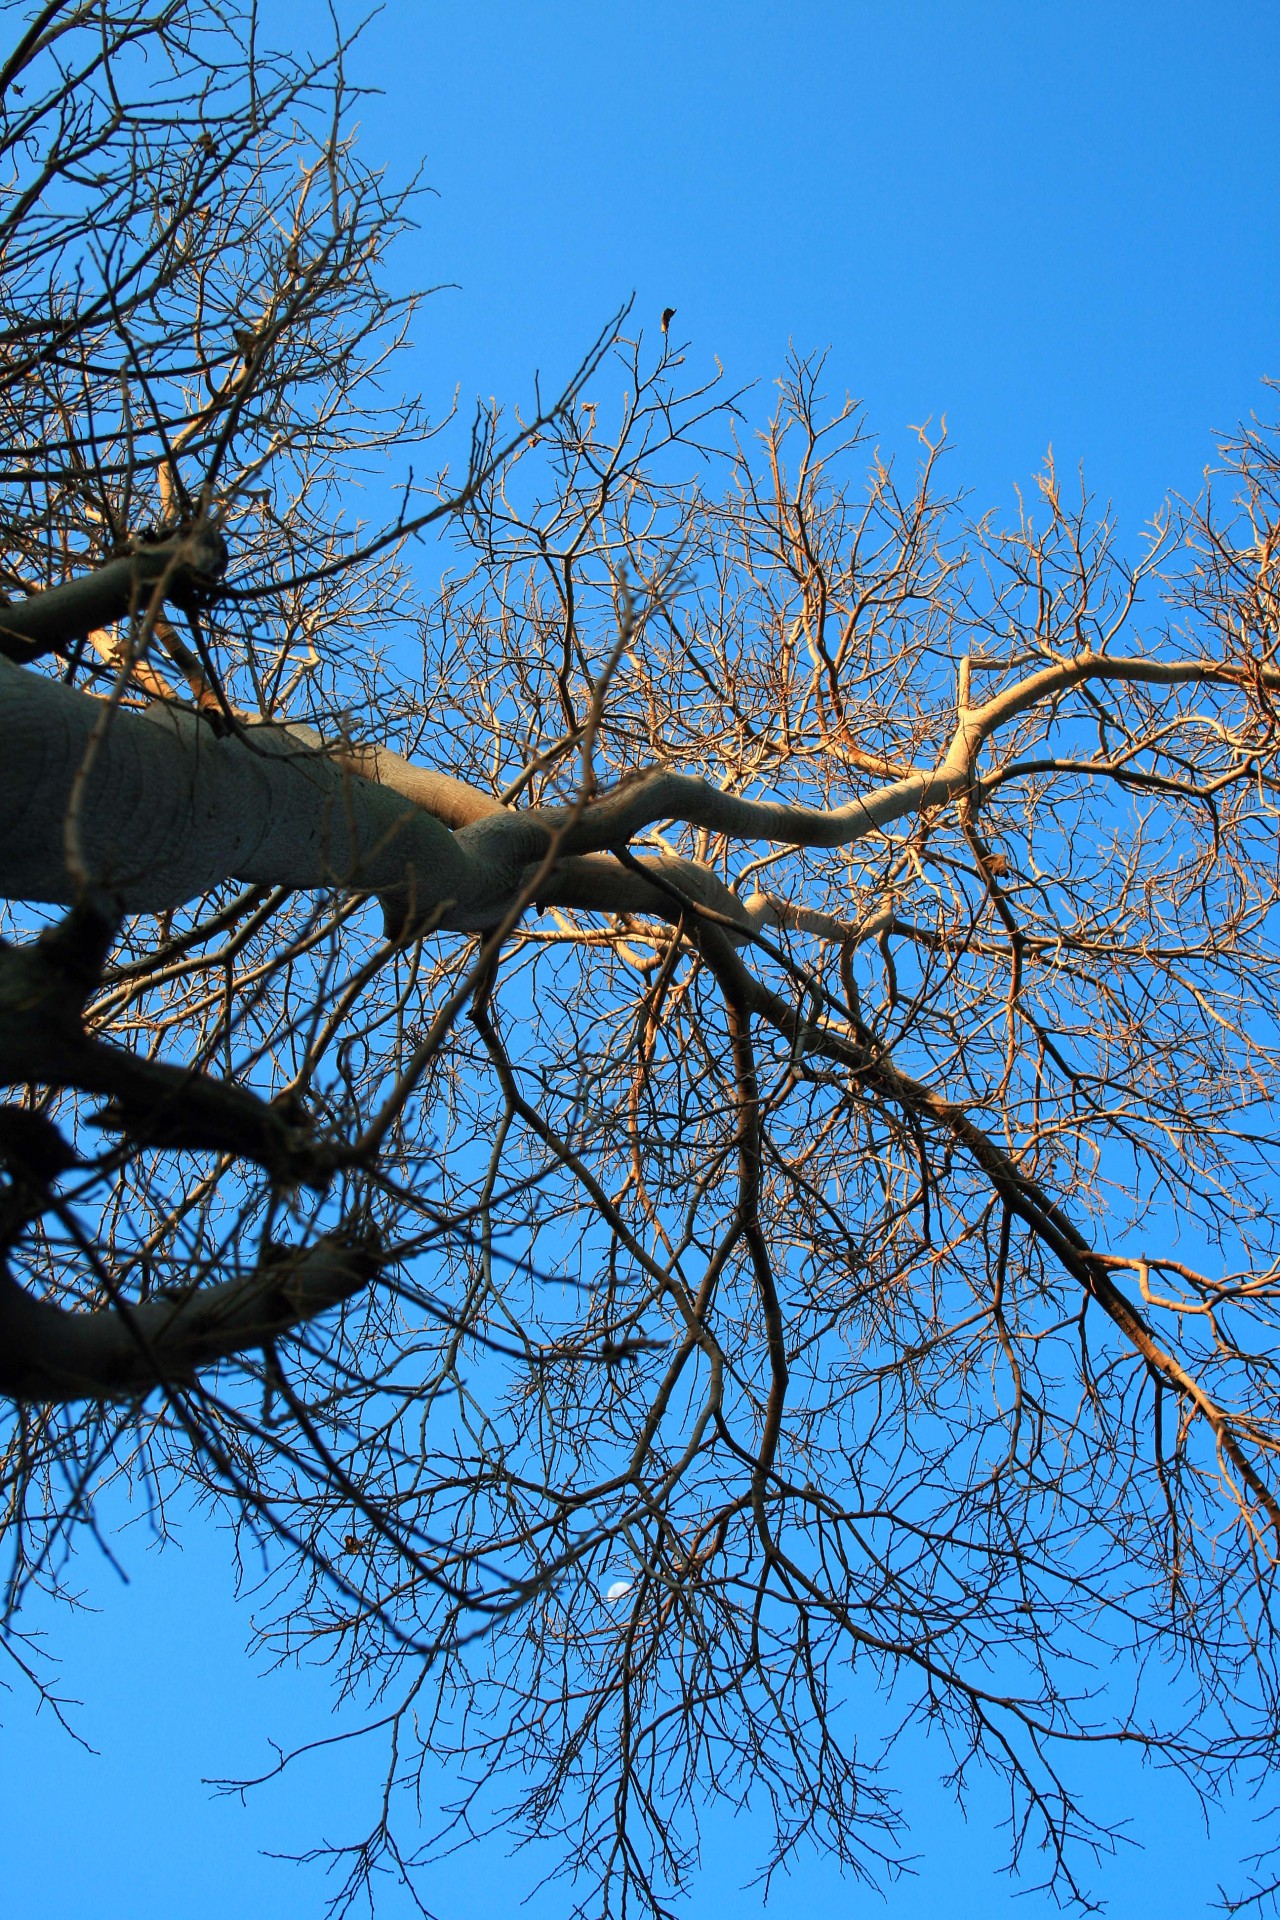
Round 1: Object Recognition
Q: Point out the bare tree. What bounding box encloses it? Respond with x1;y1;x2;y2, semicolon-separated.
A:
5;4;1280;1914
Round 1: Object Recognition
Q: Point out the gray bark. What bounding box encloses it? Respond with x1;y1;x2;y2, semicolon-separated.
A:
9;646;1234;940
0;528;228;664
0;1232;377;1400
0;654;479;917
0;658;758;935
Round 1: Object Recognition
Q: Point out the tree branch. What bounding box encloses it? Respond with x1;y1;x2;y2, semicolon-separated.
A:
0;1228;379;1402
0;527;228;663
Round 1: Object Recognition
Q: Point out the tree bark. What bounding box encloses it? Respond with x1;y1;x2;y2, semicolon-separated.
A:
0;1231;377;1401
0;529;228;664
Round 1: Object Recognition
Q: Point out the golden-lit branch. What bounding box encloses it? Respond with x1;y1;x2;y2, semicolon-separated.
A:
3;7;1280;1918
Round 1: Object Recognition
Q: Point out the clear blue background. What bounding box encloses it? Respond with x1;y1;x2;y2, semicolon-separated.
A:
4;3;1279;1914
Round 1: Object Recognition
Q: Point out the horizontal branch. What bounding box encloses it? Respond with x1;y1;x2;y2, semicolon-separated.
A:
2;646;1267;951
523;651;1269;857
0;527;228;663
0;905;331;1184
0;665;758;940
0;1229;378;1402
0;658;477;917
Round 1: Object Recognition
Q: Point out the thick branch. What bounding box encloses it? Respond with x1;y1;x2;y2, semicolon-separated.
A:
0;657;478;915
0;528;228;663
0;662;759;940
4;646;1262;946
329;736;505;830
0;1230;378;1401
533;851;754;931
0;905;329;1184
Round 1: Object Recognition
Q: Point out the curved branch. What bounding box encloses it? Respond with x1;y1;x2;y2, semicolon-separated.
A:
530;652;1271;855
4;646;1268;953
0;902;332;1184
0;1229;379;1402
0;527;228;663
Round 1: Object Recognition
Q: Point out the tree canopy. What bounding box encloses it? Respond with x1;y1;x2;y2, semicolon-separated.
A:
4;5;1280;1914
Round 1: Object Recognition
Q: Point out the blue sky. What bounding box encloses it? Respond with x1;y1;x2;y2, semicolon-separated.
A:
390;0;1279;533
4;3;1280;1916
